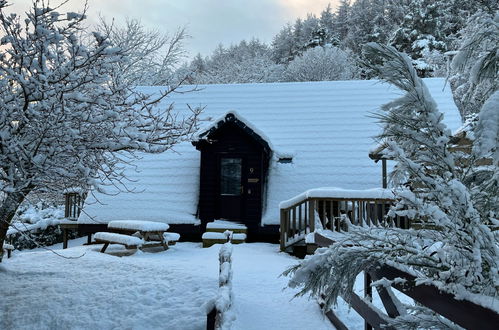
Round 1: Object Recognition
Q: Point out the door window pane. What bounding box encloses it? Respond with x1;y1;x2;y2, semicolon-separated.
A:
221;158;242;195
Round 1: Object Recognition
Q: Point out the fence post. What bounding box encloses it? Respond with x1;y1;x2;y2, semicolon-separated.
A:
280;208;287;251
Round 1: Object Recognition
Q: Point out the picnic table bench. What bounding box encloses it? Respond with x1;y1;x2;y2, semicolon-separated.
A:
95;220;177;253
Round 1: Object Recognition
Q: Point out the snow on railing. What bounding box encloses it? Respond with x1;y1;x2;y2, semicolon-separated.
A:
280;187;399;251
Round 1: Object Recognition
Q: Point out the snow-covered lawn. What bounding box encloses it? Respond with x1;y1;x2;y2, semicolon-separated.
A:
0;240;363;330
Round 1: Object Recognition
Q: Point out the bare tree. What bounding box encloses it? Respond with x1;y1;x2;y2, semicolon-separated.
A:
97;17;189;86
0;0;200;257
283;46;359;82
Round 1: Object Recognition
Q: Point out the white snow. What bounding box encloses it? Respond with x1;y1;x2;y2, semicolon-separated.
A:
62;187;85;194
196;110;275;152
202;232;247;241
0;240;362;329
107;220;169;232
473;91;499;158
216;242;235;329
94;232;144;246
7;204;64;236
206;220;247;230
163;232;180;242
3;244;14;250
305;229;349;244
279;187;395;209
79;78;460;226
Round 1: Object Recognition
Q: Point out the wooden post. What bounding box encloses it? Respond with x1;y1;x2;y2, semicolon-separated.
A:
87;234;92;245
309;199;315;232
100;242;109;253
206;306;217;330
359;200;364;226
63;228;68;249
298;204;302;235
382;159;387;189
280;208;287;251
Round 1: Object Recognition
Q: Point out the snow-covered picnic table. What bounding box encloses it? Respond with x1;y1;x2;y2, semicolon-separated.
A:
95;220;175;253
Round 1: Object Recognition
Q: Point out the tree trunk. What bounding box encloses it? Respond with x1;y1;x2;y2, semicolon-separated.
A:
0;191;27;262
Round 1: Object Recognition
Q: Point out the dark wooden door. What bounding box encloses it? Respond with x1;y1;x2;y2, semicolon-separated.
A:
218;156;245;220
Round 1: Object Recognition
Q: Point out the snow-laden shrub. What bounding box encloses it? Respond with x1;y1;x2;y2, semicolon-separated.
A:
15;202;63;225
7;202;74;250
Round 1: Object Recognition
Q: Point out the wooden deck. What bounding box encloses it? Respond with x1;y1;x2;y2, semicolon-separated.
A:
279;189;399;252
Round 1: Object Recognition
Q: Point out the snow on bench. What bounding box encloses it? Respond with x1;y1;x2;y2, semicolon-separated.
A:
94;232;144;247
107;220;169;232
202;232;246;241
163;232;180;245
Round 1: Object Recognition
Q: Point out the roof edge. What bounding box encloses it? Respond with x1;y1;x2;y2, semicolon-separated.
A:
193;110;273;154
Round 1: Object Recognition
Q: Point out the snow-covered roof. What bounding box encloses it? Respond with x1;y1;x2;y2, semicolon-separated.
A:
79;78;461;226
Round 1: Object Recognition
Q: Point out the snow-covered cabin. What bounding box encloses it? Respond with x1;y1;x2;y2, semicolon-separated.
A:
77;79;461;241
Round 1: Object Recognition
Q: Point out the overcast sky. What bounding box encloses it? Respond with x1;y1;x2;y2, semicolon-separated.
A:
9;0;338;58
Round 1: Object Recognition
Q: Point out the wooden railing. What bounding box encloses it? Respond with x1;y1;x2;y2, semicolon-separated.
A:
64;190;85;220
314;232;499;330
279;188;398;251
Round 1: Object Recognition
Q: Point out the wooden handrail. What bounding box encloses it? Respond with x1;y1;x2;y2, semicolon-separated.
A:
314;232;499;330
280;191;397;251
281;197;395;211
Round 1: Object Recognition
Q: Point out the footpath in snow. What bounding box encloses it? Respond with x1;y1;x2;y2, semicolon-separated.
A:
0;240;363;329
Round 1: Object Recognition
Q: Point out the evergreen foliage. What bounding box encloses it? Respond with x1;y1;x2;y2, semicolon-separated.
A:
449;11;498;118
284;43;498;327
178;0;495;83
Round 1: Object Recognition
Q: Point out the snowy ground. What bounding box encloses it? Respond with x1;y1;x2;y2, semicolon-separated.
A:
0;239;365;330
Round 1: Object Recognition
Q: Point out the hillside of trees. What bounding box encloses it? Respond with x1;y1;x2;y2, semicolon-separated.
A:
175;0;497;84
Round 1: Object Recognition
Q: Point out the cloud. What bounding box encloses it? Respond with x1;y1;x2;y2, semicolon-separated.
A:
87;0;339;55
5;0;339;57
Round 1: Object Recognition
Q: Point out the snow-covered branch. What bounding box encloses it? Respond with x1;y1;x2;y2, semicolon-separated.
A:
0;0;200;252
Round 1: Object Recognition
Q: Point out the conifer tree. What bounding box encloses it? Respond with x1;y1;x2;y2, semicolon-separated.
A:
285;43;498;328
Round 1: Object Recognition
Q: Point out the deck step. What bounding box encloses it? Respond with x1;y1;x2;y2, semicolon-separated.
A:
202;231;246;248
205;220;247;234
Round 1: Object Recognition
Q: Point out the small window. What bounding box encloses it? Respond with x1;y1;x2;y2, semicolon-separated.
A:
278;157;293;164
220;158;242;195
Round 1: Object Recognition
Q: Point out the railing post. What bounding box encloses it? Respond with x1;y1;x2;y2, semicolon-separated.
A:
280;208;287;251
309;199;315;233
